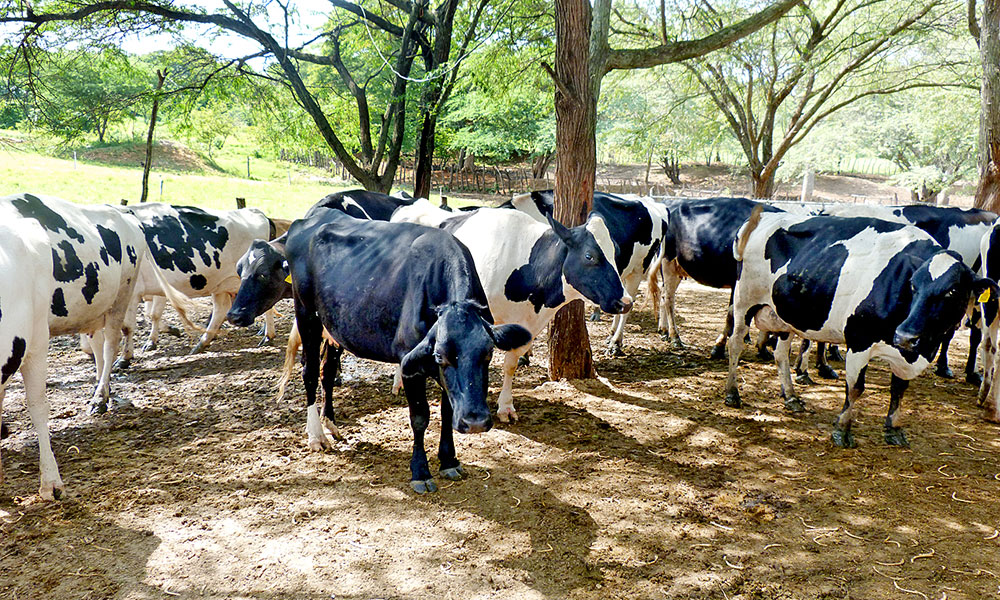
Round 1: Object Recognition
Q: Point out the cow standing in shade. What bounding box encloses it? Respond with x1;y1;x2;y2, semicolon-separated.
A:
973;223;1000;422
118;204;278;359
0;193;153;415
727;207;994;448
0;220;63;500
393;205;632;422
284;208;531;493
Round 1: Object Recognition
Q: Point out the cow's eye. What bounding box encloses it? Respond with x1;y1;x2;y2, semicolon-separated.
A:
585;252;593;262
434;351;451;367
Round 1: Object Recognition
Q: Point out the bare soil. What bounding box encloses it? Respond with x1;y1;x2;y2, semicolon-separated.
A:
79;141;218;173
2;283;1000;600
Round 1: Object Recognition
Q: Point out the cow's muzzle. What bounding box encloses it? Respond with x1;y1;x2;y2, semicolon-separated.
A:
606;295;633;315
893;330;919;352
227;308;255;328
455;413;492;434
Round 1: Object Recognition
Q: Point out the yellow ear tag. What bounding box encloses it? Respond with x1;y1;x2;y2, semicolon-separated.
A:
979;288;991;303
285;274;293;284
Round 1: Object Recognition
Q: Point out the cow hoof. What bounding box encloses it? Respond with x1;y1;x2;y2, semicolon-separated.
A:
884;427;909;447
321;417;344;441
935;365;955;379
605;344;625;358
440;465;466;481
827;347;844;362
141;342;157;353
40;482;65;502
410;479;438;494
88;401;108;416
1;422;10;439
817;364;839;380
757;348;774;361
795;372;815;386
670;337;684;350
496;407;518;423
308;436;334;452
967;372;984;387
113;357;131;370
189;341;208;355
165;325;183;338
724;389;742;408
257;336;272;348
589;309;602;322
783;397;806;413
831;429;857;449
517;355;531;368
710;345;726;361
983;408;1000;424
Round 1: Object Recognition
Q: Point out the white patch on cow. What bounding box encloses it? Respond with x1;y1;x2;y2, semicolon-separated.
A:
510;193;548;223
928;252;956;280
306;404;332;451
341;195;372;219
390;198;453;227
586;216;617;269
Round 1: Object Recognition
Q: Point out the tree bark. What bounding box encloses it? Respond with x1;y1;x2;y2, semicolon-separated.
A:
140;68;166;203
751;170;775;199
548;0;596;380
974;0;1000;211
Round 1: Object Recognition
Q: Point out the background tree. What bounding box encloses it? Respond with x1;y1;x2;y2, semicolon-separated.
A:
969;0;1000;211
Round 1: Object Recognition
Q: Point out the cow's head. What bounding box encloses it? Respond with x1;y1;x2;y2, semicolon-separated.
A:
547;213;632;314
894;251;997;358
227;238;289;327
401;301;531;434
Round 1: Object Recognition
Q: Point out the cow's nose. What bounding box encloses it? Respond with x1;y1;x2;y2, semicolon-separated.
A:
456;414;492;434
227;309;253;327
619;295;634;313
894;331;918;351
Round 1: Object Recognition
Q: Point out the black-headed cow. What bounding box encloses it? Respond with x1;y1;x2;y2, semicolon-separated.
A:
727;207;993;448
285;208;531;493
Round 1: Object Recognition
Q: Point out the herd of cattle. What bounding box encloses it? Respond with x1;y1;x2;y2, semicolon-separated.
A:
0;189;999;500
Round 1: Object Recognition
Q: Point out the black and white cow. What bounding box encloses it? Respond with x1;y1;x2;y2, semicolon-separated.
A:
118;203;278;358
973;223;1000;422
285;208;531;493
314;189;416;221
0;193;149;415
786;204;996;384
393;205;632;422
0;219;63;500
727;207;994;448
504;190;667;355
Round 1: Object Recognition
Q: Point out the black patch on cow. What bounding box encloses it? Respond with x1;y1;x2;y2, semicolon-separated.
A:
897;206;997;249
51;241;84;282
843;240;939;355
12;194;84;242
744;303;767;326
135;207;229;273
51;288;68;317
438;211;478;233
503;233;568;313
771;243;848;332
765;217;905;275
95;224;122;264
82;262;100;304
190;274;208;290
126;245;137;266
1;337;25;385
593;192;653;273
641;238;662;271
307;190;414;221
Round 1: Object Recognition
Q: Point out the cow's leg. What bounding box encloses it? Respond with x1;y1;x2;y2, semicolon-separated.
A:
981;319;1000;423
0;388;5;487
190;293;232;354
298;309;332;452
319;341;344;440
826;344;844;362
711;289;736;360
85;330;111;415
660;260;684;348
93;322;124;411
497;346;529;423
605;313;628;357
589;305;603;322
517;347;532;367
775;334;805;412
142;296;168;352
755;330;774;361
438;388;465;481
884;375;911;447
258;308;277;347
723;305;749;408
833;359;867;449
22;352;63;500
404;375;435;493
966;316;983;386
934;328;956;379
794;339;815;385
814;342;839;380
115;298;139;370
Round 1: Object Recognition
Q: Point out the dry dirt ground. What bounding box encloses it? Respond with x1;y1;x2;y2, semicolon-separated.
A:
2;283;1000;600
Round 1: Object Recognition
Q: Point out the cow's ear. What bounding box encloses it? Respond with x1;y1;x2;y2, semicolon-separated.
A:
489;323;533;351
973;277;1000;305
546;213;575;246
401;336;436;378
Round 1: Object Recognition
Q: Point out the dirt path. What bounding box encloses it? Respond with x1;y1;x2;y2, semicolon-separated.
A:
2;283;999;599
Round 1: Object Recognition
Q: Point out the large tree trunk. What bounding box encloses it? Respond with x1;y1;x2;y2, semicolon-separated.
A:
548;0;597;380
975;0;1000;211
414;115;436;199
751;170;775;199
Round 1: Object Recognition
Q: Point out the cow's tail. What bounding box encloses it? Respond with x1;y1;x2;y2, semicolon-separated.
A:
275;320;301;401
646;257;661;314
143;249;206;334
735;204;765;261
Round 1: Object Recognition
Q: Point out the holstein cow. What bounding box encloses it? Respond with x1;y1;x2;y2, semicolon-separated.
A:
284;208;531;493
393;205;632;422
654;197;783;358
316;188;416;221
973;223;1000;422
0;193;155;415
119;203;279;359
0;220;64;500
787;204;996;385
727;206;994;448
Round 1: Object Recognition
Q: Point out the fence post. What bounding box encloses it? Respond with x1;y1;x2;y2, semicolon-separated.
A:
236;197;246;209
120;199;129;206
